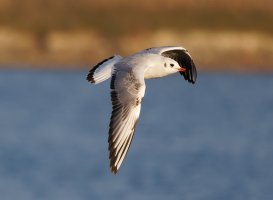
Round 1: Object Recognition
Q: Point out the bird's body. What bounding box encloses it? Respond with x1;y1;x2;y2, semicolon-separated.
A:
87;46;197;174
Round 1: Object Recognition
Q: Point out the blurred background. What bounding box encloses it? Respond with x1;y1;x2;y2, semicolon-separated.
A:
0;0;273;70
0;0;273;200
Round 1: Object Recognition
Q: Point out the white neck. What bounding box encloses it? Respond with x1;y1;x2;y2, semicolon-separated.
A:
143;54;177;79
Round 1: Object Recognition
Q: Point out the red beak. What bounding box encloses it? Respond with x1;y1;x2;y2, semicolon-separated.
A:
178;67;186;72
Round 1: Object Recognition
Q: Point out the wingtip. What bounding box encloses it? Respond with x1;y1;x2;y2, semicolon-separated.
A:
86;71;97;84
109;157;119;174
111;166;118;174
86;55;117;84
109;146;120;175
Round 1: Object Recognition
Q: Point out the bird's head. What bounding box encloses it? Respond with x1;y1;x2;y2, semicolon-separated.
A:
163;57;187;74
161;48;197;84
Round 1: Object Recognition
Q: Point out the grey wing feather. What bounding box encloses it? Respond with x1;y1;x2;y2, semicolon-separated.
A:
108;69;145;174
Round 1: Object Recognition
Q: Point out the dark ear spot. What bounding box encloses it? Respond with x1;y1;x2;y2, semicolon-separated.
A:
164;63;167;67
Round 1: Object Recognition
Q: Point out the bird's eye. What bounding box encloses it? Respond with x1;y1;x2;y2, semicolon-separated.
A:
170;63;174;67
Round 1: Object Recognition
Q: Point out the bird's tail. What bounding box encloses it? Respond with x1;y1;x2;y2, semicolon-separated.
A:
87;55;122;84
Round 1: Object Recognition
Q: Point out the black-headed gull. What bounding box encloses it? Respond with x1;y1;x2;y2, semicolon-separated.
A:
87;46;197;174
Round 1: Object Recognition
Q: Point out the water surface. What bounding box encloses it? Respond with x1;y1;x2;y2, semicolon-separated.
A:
0;70;273;200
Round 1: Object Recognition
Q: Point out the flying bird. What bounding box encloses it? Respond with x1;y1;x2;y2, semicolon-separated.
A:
86;46;197;174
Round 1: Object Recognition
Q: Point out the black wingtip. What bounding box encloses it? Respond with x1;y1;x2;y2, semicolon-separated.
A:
86;56;115;83
111;166;118;174
180;59;197;84
86;72;96;83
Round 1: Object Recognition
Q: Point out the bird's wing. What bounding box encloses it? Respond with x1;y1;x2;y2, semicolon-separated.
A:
86;55;122;84
142;46;184;55
108;67;145;174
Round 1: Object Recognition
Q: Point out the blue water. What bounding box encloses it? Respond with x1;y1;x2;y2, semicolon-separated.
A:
0;69;273;200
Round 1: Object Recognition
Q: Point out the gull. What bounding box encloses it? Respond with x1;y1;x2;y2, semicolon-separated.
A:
86;46;197;174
